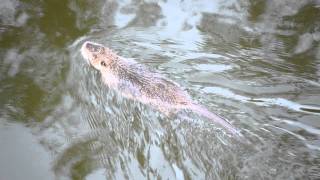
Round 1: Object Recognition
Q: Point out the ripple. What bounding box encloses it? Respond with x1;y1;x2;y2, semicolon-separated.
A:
282;119;320;135
203;86;320;115
195;64;233;72
181;52;230;61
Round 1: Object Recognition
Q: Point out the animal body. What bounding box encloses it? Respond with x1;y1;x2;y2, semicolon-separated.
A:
81;41;240;135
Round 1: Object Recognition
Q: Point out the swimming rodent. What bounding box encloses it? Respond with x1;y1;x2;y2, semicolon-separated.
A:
80;41;241;136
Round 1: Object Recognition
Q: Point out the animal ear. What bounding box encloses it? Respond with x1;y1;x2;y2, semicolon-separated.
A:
100;61;107;66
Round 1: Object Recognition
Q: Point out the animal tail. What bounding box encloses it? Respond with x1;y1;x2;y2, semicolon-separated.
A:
188;104;242;136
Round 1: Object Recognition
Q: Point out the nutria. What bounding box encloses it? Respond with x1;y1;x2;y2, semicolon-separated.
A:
80;41;240;135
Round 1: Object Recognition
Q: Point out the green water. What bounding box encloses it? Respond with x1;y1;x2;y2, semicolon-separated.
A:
1;0;320;179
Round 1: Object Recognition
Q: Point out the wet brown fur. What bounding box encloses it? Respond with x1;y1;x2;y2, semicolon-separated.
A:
81;41;241;135
82;42;190;107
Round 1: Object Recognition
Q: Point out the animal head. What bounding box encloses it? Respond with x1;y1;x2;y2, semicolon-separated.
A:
81;41;114;71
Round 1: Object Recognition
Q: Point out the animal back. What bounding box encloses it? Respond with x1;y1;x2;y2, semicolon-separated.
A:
113;61;190;106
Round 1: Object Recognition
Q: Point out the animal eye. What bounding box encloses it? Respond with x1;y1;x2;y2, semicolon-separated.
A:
100;61;106;66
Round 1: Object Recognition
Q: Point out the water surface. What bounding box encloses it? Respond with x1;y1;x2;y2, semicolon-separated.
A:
1;0;320;179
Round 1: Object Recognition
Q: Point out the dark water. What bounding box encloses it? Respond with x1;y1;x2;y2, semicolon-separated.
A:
1;0;320;179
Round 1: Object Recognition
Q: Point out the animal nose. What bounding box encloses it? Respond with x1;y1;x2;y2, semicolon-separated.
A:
86;42;96;49
85;42;102;52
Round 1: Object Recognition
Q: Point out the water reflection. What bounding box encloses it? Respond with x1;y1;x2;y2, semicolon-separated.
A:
1;0;320;179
